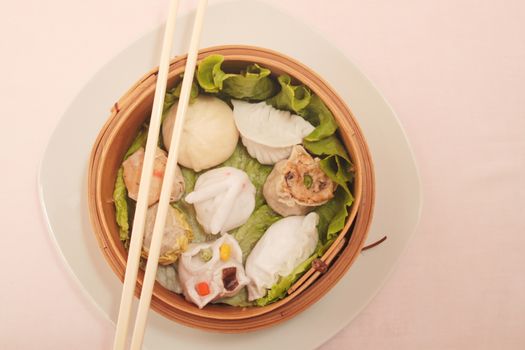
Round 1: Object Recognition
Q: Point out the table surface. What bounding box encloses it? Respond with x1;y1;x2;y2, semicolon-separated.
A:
2;0;524;349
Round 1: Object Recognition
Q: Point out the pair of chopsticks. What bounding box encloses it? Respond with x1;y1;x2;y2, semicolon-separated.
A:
113;0;207;349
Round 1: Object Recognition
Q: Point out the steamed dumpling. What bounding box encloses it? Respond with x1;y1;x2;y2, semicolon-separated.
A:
240;138;292;165
163;96;239;172
232;100;315;165
156;264;182;294
142;203;193;265
185;167;256;234
122;147;185;206
245;213;319;301
178;234;249;308
263;145;336;216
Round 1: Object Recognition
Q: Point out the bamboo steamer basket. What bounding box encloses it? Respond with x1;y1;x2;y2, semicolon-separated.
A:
88;45;375;333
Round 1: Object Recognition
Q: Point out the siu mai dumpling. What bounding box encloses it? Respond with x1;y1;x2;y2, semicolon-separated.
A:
185;167;256;234
263;145;336;216
232;100;314;165
122;147;185;206
142;203;193;265
178;234;249;308
245;213;319;301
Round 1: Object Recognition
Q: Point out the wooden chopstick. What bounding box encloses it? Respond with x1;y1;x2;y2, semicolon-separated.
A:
128;1;208;349
112;1;181;349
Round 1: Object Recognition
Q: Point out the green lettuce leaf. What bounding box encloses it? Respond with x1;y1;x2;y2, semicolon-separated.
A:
301;95;338;142
114;127;150;244
114;167;129;243
180;166;197;193
315;188;353;242
303;134;349;161
163;90;177;114
196;54;276;100
124;127;148;159
266;76;337;142
266;75;311;112
197;54;234;92
163;79;199;119
231;205;281;262
172;167;209;243
304;135;354;196
170;79;200;102
255;254;318;306
222;64;276;100
317;238;336;256
170;201;209;243
319;155;354;196
221;142;273;208
214;287;254;307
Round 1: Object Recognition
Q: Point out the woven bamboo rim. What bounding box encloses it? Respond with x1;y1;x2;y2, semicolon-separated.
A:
87;45;375;333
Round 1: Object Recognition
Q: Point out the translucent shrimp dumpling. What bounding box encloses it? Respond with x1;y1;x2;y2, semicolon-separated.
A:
156;264;182;294
245;213;319;301
185;167;256;235
162;96;239;172
232;100;315;165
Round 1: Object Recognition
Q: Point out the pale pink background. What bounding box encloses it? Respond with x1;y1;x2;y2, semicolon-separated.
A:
1;0;524;349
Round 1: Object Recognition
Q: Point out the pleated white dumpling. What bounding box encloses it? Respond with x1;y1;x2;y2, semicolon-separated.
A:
178;234;250;308
245;212;319;301
232;100;315;165
185;167;256;234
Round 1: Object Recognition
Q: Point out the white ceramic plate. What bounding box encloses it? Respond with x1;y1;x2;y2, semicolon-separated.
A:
38;1;421;349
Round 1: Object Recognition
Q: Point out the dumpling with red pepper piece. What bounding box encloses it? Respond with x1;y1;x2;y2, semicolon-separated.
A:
177;234;249;309
122;146;185;206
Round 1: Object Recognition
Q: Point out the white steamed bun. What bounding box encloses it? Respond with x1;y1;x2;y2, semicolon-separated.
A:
163;96;239;172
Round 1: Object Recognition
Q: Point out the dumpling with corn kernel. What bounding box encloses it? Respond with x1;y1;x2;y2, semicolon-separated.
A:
177;234;249;309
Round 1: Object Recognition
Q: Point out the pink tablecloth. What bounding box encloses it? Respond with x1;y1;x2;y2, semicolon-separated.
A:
2;0;524;348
